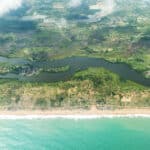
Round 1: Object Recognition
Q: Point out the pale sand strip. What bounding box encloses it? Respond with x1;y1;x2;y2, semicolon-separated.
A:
0;108;150;119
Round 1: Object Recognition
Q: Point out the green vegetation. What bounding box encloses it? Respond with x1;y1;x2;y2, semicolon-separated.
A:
0;0;149;110
43;65;70;73
1;0;149;77
0;63;20;74
0;68;149;110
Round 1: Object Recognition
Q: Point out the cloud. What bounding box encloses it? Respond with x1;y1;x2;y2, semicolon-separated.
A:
0;0;22;16
68;0;82;8
89;0;115;22
103;0;115;15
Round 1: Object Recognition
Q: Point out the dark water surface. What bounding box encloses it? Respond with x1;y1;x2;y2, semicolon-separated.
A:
0;56;149;86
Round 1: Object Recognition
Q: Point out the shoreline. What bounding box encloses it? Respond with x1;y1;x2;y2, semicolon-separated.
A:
0;108;150;119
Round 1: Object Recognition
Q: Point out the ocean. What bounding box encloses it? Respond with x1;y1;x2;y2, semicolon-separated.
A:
0;116;150;150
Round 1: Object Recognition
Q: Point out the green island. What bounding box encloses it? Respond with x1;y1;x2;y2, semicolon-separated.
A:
0;0;149;110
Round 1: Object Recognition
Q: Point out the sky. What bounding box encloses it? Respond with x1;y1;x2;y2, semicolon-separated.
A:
0;0;22;16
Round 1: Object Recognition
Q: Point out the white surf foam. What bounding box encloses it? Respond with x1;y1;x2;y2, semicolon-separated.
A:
0;114;150;120
0;0;22;16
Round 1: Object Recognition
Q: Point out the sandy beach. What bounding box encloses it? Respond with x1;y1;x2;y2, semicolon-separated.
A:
0;107;150;119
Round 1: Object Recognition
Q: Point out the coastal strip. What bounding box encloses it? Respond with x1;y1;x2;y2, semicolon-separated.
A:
0;109;150;119
0;114;150;120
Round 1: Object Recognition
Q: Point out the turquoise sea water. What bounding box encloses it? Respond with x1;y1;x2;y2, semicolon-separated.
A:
0;118;150;150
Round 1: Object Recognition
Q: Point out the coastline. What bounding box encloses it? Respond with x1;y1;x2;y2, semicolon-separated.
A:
0;108;150;119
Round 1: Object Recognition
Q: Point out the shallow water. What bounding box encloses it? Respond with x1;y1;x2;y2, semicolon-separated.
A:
0;118;150;150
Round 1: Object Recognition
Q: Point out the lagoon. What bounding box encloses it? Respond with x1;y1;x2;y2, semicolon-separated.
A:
0;56;149;86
